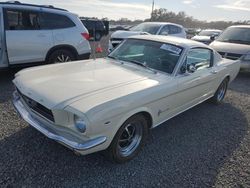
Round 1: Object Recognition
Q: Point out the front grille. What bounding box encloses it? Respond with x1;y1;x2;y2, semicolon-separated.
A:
218;51;243;60
17;89;54;122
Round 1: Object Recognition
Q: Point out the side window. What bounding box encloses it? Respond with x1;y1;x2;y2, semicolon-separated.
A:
169;25;182;34
159;25;170;35
40;13;75;29
5;9;40;30
186;48;213;71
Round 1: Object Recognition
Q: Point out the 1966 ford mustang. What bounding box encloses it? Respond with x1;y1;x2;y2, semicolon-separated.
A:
13;35;240;163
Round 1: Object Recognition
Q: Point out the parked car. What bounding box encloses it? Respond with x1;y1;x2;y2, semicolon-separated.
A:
0;1;91;69
109;25;129;32
108;22;187;52
13;35;240;163
210;25;250;71
185;28;200;39
192;29;222;44
81;18;109;41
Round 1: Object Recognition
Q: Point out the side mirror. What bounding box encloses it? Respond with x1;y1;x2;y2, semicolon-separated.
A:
210;35;215;41
187;63;197;73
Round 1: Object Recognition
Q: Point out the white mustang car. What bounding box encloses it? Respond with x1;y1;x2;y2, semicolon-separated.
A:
13;35;240;163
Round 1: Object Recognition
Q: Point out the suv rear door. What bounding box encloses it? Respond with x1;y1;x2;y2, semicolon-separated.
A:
4;8;53;64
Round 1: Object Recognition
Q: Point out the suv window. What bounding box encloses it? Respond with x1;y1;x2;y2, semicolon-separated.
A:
40;12;75;29
5;9;40;30
186;48;213;71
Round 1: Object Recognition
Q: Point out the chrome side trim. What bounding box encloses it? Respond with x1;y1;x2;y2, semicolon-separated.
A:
12;91;107;151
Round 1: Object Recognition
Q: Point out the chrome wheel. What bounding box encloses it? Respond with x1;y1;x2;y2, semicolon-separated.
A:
118;123;143;157
55;54;71;63
217;81;227;101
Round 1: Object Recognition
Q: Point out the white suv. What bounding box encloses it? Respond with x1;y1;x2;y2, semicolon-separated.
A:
0;1;91;69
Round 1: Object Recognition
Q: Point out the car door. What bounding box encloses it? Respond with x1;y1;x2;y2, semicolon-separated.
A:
4;8;53;64
175;48;217;111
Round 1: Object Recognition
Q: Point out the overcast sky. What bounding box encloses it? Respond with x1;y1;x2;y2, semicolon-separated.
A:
7;0;250;21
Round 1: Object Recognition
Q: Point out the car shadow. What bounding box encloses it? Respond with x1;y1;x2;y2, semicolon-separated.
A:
0;102;247;187
229;72;250;96
0;69;16;103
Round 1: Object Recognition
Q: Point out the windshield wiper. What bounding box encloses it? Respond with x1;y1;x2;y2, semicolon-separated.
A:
126;60;157;74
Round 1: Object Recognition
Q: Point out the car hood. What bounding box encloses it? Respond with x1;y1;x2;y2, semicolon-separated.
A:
191;35;211;41
13;59;161;110
111;30;150;39
210;41;250;54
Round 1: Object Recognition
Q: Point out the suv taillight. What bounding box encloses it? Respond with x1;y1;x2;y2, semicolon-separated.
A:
81;33;90;40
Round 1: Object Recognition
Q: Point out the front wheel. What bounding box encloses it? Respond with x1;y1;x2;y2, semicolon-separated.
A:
211;78;229;104
106;114;149;163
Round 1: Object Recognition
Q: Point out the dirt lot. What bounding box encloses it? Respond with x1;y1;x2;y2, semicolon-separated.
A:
0;35;250;187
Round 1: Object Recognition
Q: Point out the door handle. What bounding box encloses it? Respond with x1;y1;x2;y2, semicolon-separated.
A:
210;70;218;74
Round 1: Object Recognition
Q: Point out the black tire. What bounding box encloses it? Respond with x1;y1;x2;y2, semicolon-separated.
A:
95;32;102;41
106;114;149;163
48;49;76;64
211;78;229;105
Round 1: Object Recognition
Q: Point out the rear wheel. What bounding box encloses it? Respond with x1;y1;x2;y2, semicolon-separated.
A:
106;114;149;163
48;49;76;64
211;78;229;104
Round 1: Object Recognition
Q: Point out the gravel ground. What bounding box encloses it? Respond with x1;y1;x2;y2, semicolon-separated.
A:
0;35;250;187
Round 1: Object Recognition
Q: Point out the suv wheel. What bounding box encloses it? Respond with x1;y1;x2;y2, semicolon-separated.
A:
106;114;149;163
48;49;75;64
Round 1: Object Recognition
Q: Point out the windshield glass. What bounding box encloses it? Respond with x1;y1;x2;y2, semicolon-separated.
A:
217;27;250;45
130;23;161;34
198;30;221;36
108;39;183;74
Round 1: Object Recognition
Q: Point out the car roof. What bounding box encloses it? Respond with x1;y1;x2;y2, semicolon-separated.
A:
229;25;250;28
141;22;184;28
129;35;212;49
0;1;68;12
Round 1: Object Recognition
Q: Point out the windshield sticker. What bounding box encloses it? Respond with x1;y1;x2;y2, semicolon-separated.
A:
160;44;182;55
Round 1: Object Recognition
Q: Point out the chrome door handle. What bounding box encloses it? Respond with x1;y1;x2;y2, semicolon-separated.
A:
210;70;218;74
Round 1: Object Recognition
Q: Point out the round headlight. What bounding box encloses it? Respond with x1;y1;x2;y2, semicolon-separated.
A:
74;116;86;133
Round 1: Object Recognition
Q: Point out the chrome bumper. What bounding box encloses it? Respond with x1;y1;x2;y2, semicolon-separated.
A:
12;91;107;152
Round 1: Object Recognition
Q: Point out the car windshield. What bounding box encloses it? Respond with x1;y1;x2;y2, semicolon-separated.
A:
217;27;250;45
108;39;183;74
130;23;161;34
198;30;221;36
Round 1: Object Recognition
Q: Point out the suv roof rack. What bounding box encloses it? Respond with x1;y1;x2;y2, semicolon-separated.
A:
0;1;68;11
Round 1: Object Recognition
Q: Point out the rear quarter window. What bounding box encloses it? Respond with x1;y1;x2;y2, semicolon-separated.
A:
40;12;75;29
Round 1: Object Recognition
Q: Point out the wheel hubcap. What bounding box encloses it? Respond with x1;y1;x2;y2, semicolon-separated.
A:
55;54;71;63
217;81;227;101
118;123;143;157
